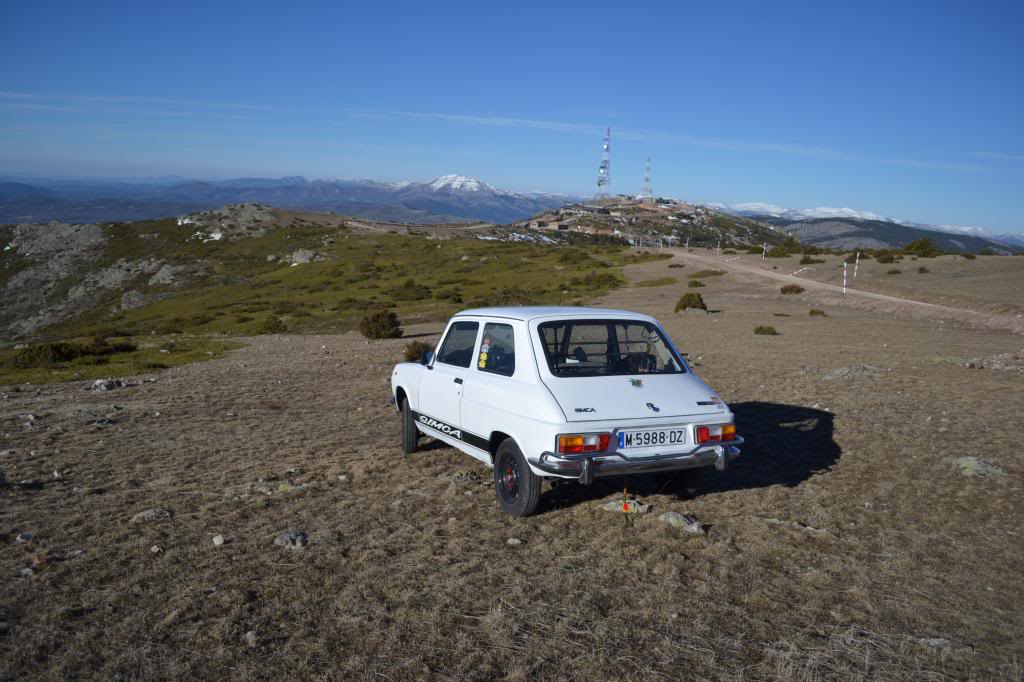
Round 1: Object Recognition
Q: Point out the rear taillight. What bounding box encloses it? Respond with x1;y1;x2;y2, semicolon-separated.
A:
696;423;736;444
557;433;611;454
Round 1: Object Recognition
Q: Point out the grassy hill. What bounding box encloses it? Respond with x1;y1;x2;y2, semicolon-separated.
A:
0;205;669;383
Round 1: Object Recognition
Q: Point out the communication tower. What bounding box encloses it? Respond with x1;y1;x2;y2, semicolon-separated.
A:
595;128;611;200
639;156;653;200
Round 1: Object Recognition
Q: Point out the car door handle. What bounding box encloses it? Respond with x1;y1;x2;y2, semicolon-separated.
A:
453;378;463;384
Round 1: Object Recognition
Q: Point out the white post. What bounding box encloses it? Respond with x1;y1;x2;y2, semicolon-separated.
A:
716;239;721;256
685;235;689;248
843;261;848;294
762;242;767;259
853;252;860;280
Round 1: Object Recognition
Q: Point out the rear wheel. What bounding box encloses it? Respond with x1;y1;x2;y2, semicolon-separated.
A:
493;439;541;517
400;398;419;454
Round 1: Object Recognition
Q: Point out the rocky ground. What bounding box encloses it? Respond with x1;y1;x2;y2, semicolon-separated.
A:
1;249;1022;680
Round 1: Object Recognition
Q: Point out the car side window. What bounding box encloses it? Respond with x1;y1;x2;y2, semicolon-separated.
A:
436;321;479;368
478;323;515;377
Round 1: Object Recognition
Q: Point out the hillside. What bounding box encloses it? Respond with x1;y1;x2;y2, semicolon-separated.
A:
519;197;789;248
0;174;572;225
0;204;662;365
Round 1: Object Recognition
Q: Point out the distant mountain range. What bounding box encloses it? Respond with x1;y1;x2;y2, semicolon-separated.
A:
0;174;574;225
708;202;1022;253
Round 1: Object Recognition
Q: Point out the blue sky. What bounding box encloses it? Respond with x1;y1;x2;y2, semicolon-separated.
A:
1;1;1022;232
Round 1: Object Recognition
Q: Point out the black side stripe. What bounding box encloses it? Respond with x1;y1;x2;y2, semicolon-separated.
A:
410;410;491;452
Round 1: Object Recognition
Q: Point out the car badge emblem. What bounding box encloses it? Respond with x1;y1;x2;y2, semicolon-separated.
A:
629;378;643;388
646;402;660;413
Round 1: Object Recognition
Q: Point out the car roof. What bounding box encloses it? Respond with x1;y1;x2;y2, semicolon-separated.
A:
452;306;658;323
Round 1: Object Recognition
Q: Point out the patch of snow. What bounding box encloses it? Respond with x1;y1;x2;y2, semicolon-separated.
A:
430;174;484;192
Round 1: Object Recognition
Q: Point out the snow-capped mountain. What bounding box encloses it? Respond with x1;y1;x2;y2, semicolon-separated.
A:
0;173;576;224
707;202;890;222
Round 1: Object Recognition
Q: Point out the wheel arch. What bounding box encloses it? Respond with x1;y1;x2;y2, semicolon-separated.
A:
488;431;514;465
394;386;408;413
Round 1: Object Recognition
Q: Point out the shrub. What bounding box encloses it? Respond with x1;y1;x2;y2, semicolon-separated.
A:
667;263;685;269
960;253;976;260
780;284;805;294
690;269;724;278
917;266;930;274
261;316;287;334
799;255;825;265
674;293;707;313
886;269;902;275
403;340;433;363
903;238;942;258
809;309;827;317
359;311;402;340
722;249;737;255
876;253;895;264
766;246;791;258
754;325;779;336
746;245;764;254
687;280;705;288
235;315;254;323
10;342;83;368
388;278;431;301
978;248;995;256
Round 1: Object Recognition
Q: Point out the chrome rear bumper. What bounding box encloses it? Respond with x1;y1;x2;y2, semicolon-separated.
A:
534;437;743;484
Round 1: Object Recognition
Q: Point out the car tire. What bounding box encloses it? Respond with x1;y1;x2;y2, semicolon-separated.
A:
493;439;541;517
400;398;419;455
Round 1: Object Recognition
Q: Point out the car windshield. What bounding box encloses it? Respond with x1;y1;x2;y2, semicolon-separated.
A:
537;319;685;377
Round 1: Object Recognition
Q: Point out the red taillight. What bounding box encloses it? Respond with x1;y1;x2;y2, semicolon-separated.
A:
696;424;735;444
557;433;611;454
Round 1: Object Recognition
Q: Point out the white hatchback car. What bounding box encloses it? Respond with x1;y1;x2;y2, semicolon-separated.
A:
391;307;743;516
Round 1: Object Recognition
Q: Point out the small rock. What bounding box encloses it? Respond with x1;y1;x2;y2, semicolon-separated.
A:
91;379;125;392
212;535;225;547
956;456;1004;477
150;545;163;554
337;474;348;482
244;630;259;648
918;637;953;654
273;530;308;550
15;532;34;544
659;512;704;534
52;470;62;480
131;508;173;523
506;538;522;546
20;567;34;578
0;449;14;457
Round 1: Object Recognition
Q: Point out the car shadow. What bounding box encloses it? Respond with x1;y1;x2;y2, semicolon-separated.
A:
538;401;841;514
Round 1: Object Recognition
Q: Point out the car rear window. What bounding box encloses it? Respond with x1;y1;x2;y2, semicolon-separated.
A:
537;319;685;377
436;321;479;368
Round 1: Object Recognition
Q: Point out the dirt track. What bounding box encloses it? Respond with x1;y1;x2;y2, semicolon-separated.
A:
1;254;1023;679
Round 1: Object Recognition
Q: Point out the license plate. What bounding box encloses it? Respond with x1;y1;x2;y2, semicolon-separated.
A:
618;428;686;449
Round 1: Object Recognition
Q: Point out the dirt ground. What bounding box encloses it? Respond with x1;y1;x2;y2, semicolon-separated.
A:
2;249;1023;680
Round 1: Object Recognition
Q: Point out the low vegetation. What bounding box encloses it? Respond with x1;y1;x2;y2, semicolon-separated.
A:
689;269;725;278
403;340;432;362
359;311;403;340
634;277;676;287
917;266;930;274
754;325;779;335
799;254;825;265
687;280;706;288
780;284;805;294
674;292;707;313
809;309;827;317
887;269;902;275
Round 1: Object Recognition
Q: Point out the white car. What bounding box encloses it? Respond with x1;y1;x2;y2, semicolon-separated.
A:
390;307;743;516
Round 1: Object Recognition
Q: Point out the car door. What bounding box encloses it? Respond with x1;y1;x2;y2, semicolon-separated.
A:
418;319;480;437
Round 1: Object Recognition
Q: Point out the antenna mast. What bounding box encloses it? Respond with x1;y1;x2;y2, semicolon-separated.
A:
639;156;652;200
595;128;611;200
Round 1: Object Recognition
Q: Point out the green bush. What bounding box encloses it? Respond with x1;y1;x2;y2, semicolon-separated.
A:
261;316;287;334
809;309;827;317
780;284;805;294
960;253;976;260
403;340;433;363
687;280;706;288
359;311;403;340
886;269;902;275
10;342;84;368
667;263;685;269
903;238;942;258
674;293;707;313
917;266;930;274
799;255;825;265
690;270;724;278
754;325;779;336
766;246;791;258
876;253;895;264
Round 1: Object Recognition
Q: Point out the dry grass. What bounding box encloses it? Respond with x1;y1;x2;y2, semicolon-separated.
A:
2;251;1023;679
